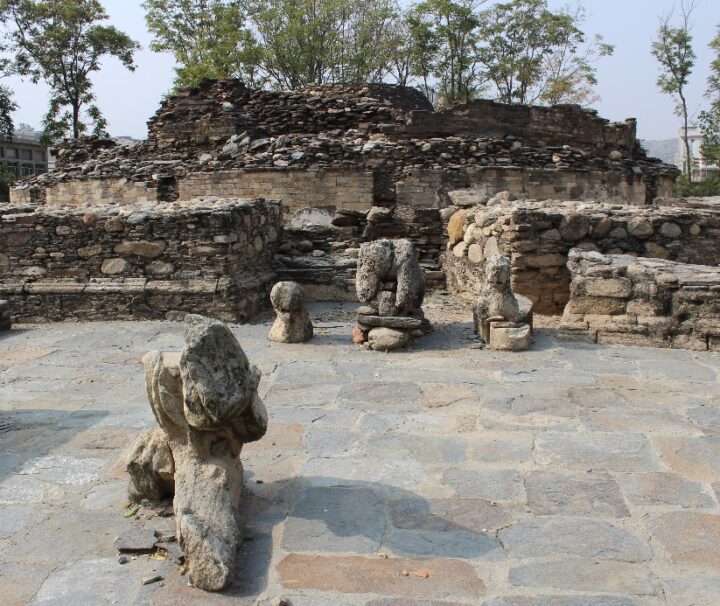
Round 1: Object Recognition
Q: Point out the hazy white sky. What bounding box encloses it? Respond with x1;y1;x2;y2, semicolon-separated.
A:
4;0;719;141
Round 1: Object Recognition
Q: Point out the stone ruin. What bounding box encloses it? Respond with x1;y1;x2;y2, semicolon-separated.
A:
474;255;533;351
354;238;430;350
126;314;268;591
0;78;717;350
268;280;313;343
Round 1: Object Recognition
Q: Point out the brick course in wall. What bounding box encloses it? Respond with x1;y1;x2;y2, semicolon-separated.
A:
178;168;374;217
560;249;720;351
0;198;281;322
443;199;720;314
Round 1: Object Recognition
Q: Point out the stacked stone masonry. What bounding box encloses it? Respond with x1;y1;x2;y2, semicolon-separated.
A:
444;198;720;314
0;198;281;322
561;249;720;351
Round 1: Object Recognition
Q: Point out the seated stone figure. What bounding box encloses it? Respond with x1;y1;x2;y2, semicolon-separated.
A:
268;281;313;343
354;239;429;350
474;255;532;351
126;314;267;592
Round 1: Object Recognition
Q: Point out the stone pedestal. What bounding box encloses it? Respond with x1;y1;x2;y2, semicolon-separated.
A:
489;321;532;351
0;300;10;331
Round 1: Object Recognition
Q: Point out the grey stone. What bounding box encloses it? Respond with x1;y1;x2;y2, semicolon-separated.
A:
499;518;651;561
618;472;716;508
508;560;660;595
386;527;503;560
534;431;661;471
526;470;630;517
0;506;33;537
114;527;158;553
268;281;313;343
126;426;174;503
283;487;385;553
442;468;523;502
484;596;637;606
357;314;423;330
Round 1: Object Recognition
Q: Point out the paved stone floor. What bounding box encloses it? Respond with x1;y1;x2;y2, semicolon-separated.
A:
1;296;720;605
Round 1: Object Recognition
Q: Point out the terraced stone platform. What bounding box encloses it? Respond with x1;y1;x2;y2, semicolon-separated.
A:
0;296;719;605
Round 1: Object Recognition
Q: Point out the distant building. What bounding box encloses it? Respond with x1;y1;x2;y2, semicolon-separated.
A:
0;126;53;179
675;125;719;181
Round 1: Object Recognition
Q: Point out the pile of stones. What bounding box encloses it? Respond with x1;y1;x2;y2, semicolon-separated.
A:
0;299;10;331
353;239;431;351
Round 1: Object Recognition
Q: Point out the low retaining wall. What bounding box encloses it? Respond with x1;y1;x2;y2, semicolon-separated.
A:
0;198;281;322
560;249;720;351
444;199;720;314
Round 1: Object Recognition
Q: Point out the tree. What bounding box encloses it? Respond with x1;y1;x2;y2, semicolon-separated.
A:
409;0;482;105
475;0;610;106
699;25;720;167
143;0;265;89
651;1;697;181
245;0;400;89
0;0;139;140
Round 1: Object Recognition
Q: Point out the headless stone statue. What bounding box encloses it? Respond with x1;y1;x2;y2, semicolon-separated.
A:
474;255;531;350
126;314;267;591
268;281;313;343
354;239;429;350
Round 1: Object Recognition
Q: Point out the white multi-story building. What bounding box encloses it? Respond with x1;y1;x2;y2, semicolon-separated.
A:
675;125;719;180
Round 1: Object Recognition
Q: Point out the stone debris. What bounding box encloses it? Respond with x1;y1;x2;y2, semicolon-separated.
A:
474;255;533;351
560;249;720;351
126;314;268;591
114;527;159;554
268;281;313;343
355;239;430;350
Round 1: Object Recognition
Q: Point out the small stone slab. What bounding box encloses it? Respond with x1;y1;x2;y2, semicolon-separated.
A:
114;527;158;553
357;314;423;330
648;511;720;569
499;518;651;561
278;554;486;599
526;470;630;517
508;560;660;596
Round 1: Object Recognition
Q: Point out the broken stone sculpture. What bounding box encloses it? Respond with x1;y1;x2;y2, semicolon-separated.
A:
268;281;313;343
474;255;533;351
354;239;430;350
126;314;268;591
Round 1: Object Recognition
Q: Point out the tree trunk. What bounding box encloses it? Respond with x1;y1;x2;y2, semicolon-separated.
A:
680;92;692;182
72;102;80;139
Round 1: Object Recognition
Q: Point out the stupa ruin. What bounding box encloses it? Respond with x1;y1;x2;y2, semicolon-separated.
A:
0;78;718;350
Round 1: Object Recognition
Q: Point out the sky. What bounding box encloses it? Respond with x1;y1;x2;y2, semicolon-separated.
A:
4;0;719;141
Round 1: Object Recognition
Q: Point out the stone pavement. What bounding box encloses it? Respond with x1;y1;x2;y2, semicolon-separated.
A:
1;295;719;605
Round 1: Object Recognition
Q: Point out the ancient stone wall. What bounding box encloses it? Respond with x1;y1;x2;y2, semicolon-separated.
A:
178;168;374;217
560;249;720;351
397;167;657;208
444;199;720;314
0;199;281;322
404;100;638;152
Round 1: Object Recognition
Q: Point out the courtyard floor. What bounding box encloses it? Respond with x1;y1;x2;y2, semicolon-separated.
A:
1;295;719;605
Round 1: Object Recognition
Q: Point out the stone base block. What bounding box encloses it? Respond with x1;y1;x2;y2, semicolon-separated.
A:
489;321;532;351
367;327;410;351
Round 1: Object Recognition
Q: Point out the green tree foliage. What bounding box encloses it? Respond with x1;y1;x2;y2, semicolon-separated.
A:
476;0;612;105
0;0;139;140
143;0;265;89
0;83;16;139
651;1;697;180
245;0;400;89
408;0;481;104
699;26;720;166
